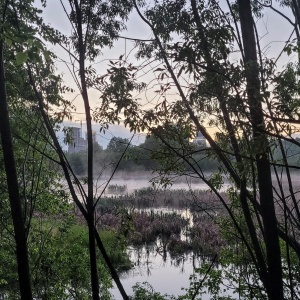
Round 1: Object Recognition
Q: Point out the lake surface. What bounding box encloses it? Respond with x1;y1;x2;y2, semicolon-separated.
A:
78;176;232;299
97;176;230;196
110;247;236;300
64;171;300;298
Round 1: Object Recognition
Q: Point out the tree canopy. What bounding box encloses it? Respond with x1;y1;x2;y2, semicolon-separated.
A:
1;0;300;299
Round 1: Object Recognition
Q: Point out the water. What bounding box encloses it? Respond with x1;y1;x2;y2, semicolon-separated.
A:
63;176;231;298
110;247;236;299
99;177;212;195
61;172;233;203
110;247;202;299
66;175;231;198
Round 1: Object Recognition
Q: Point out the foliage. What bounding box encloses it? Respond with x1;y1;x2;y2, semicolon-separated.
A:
66;134;219;175
107;137;130;152
66;152;86;175
0;214;131;299
130;283;176;300
3;0;300;298
90;0;300;298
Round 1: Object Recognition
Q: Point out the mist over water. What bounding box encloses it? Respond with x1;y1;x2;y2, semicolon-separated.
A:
94;170;300;195
90;171;230;196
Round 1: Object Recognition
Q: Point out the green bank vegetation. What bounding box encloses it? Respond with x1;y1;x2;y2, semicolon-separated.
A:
1;1;300;300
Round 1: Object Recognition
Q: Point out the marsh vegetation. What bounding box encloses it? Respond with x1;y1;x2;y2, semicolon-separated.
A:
2;1;300;299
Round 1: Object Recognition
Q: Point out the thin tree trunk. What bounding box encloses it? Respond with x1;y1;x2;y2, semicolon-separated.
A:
190;0;268;286
78;28;100;300
27;66;130;300
237;1;284;299
73;1;99;298
0;40;33;299
94;230;129;300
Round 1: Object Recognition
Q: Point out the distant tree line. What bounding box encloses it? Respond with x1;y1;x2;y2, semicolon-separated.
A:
66;135;300;176
65;135;220;175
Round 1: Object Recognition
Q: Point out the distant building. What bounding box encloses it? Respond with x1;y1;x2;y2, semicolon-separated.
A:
67;127;87;154
193;131;206;147
67;127;100;153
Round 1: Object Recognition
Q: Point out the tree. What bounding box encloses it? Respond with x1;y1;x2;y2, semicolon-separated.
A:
0;46;33;298
94;1;300;298
5;0;300;298
107;137;130;153
0;0;116;298
24;1;134;299
67;152;86;175
0;1;49;297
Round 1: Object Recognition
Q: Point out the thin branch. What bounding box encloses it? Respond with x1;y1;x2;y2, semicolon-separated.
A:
94;135;134;208
117;35;155;42
191;254;217;300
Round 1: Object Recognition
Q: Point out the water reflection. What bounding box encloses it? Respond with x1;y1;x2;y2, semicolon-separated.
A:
111;247;208;299
110;244;239;300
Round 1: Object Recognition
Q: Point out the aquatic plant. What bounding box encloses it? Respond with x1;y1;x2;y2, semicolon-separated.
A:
97;187;227;212
129;212;188;246
97;206;225;256
98;213;122;231
107;184;128;194
189;215;224;254
168;236;192;257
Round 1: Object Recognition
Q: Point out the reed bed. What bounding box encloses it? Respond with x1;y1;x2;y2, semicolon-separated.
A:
94;188;227;256
189;214;225;254
97;187;227;212
97;211;223;255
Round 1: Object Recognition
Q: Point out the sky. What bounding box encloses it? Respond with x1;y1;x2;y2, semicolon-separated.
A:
57;121;146;150
38;1;298;148
40;1;154;148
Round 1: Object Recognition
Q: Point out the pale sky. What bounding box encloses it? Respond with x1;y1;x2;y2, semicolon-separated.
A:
40;1;153;147
39;1;297;147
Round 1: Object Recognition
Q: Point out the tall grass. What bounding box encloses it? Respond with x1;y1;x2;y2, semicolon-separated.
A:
95;188;226;256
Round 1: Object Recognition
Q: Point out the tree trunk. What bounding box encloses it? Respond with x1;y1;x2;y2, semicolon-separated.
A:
237;1;284;299
73;1;100;298
0;41;33;299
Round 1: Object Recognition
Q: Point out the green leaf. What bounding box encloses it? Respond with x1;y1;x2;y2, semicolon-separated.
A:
43;50;51;61
15;52;28;65
5;38;12;46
